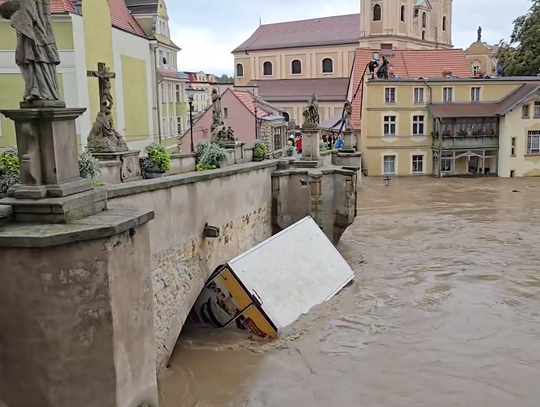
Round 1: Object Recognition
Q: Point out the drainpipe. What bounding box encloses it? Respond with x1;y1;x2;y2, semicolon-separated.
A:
150;41;162;144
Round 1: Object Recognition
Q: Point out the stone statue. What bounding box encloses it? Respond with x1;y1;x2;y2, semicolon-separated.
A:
377;56;389;79
86;62;128;153
477;26;482;42
210;122;234;143
302;93;320;128
342;100;352;131
211;88;222;123
0;0;64;107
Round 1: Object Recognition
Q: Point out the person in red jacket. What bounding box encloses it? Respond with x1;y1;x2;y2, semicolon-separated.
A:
296;135;302;154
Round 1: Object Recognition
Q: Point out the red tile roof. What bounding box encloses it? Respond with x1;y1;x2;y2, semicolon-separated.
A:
0;0;146;37
428;83;540;118
350;48;473;129
249;78;349;102
233;14;360;52
232;90;283;118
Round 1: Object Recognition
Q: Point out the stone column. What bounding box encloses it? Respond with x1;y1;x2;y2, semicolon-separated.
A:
297;127;321;168
341;129;355;152
0;207;158;407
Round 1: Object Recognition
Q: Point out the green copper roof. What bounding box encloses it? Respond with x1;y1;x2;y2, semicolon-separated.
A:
415;0;424;6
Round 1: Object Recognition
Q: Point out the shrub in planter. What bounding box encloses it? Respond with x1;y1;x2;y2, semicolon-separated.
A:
78;151;101;182
196;141;228;170
0;146;19;195
253;140;268;161
284;145;295;157
142;143;171;178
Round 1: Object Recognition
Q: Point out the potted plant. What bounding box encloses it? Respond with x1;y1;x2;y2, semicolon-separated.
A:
78;150;102;185
284;145;295;157
253;140;268;161
0;146;19;197
141;143;171;178
196;141;228;170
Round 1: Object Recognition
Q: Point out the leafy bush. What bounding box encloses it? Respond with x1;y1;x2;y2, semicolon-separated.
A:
142;143;171;173
284;146;295;157
0;146;20;194
78;151;101;182
196;141;228;171
253;140;268;158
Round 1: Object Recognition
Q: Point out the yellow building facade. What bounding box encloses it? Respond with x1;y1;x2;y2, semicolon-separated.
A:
361;77;540;177
0;0;161;151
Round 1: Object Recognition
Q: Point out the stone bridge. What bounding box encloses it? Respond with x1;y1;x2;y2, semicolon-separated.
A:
0;151;361;406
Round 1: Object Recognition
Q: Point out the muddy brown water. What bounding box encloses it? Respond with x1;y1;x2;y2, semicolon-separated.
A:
160;177;540;407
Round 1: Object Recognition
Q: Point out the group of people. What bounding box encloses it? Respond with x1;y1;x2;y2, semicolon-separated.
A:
287;131;344;152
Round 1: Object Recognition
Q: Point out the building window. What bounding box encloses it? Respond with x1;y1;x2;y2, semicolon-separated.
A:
160;83;164;102
442;16;447;31
373;4;382;21
511;137;516;156
169;118;173;136
236;63;244;77
470;87;481;102
322;58;333;73
441;153;452;173
263;61;273;76
473;65;481;74
414;87;424;103
224;107;228;119
273;126;284;150
522;104;530;118
291;59;302;74
412;115;424;135
534;101;540;117
383;155;396;174
383;115;396;136
412;155;423;174
177;117;182;134
422;12;426;28
527;131;540;154
400;5;405;22
421;30;426;40
162;118;166;134
384;87;396;103
443;87;453;102
413;8;419;18
168;84;173;102
176;84;181;102
159;50;164;67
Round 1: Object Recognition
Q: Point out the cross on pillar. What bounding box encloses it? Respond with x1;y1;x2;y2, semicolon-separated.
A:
87;62;116;112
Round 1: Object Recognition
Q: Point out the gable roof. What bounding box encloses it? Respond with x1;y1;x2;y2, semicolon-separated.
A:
0;0;147;37
124;0;159;14
232;90;284;118
249;78;349;102
233;13;360;53
428;83;540;118
350;48;473;129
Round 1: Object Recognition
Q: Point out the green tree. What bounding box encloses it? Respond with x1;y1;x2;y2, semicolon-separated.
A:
497;0;540;76
219;74;234;83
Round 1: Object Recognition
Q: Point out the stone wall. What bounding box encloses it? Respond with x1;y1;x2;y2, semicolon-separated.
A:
260;119;286;155
104;161;276;371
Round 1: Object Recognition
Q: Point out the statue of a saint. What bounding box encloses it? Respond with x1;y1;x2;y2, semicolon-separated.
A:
477;26;482;42
0;0;64;106
302;93;320;128
87;108;128;153
342;100;352;131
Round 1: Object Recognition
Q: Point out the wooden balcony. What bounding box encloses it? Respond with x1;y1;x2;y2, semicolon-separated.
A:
433;135;499;150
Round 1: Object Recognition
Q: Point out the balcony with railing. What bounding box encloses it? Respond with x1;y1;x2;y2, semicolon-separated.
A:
432;117;499;150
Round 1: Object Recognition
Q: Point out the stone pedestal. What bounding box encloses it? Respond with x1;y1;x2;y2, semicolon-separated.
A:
91;151;142;183
297;127;322;168
0;207;159;407
0;108;107;223
341;129;355;153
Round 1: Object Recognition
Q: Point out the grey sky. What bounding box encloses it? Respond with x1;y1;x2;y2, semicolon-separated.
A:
168;0;532;75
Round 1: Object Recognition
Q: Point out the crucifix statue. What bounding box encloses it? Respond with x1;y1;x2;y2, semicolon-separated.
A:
86;62;128;153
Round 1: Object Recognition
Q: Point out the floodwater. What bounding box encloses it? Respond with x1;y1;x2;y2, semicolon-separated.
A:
160;177;540;407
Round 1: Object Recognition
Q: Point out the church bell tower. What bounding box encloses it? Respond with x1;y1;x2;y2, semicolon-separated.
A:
359;0;452;50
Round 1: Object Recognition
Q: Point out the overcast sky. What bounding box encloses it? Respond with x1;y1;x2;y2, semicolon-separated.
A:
168;0;532;76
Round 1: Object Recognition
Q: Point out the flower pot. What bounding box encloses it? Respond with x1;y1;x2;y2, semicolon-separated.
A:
217;159;227;169
145;171;165;179
253;156;264;162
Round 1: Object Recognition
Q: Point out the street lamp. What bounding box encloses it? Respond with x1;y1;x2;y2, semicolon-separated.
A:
185;84;195;153
383;175;391;186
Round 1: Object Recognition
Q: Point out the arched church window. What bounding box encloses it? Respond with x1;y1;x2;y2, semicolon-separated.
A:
373;4;381;21
422;30;426;40
291;59;302;74
322;58;333;73
263;61;273;76
236;63;244;77
442;16;447;31
400;5;405;22
422;12;426;28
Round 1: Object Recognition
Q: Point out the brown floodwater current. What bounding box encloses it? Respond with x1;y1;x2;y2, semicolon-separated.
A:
160;177;540;407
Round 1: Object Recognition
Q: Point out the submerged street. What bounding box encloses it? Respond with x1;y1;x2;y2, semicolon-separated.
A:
160;177;540;407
